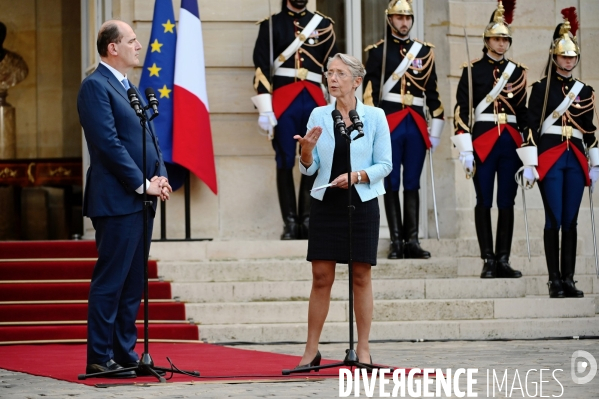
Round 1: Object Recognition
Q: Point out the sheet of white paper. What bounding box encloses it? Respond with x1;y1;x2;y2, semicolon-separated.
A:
310;183;335;192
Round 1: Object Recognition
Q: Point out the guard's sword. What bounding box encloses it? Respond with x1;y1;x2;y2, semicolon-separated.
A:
589;187;599;276
462;27;475;179
429;151;440;240
268;1;274;84
521;186;531;262
463;27;474;133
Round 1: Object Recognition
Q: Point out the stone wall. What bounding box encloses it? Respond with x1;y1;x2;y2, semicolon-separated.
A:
0;0;81;159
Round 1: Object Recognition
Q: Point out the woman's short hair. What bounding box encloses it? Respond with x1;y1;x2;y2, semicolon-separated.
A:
327;53;366;79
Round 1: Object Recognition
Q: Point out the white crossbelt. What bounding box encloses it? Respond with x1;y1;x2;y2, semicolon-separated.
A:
273;14;323;72
543;126;583;140
274;67;322;84
382;92;424;106
381;41;423;100
541;81;585;134
474;61;517;121
475;113;517;124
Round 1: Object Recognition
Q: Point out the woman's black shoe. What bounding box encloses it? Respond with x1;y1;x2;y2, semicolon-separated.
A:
294;351;321;372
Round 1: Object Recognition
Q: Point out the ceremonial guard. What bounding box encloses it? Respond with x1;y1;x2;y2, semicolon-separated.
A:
522;8;596;298
363;0;444;259
252;0;337;239
453;1;526;278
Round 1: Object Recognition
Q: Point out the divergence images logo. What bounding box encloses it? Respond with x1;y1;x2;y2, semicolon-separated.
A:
571;350;597;385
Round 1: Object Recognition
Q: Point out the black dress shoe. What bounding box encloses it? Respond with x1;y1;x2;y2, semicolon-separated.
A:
495;260;522;278
404;241;431;259
547;279;565;298
85;359;136;378
123;361;167;377
387;240;404;259
562;278;584;298
480;258;496;278
294;350;321;372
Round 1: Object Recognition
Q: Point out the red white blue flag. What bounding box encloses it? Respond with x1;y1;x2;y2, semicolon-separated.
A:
173;0;218;194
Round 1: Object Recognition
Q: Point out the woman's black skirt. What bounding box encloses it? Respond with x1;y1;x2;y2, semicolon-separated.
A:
307;186;380;265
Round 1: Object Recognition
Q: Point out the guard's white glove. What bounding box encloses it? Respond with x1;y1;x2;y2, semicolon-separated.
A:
459;151;474;174
258;112;277;140
429;136;440;154
522;166;539;187
590;166;599;192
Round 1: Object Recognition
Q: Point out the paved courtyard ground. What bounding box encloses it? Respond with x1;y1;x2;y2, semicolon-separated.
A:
1;339;598;398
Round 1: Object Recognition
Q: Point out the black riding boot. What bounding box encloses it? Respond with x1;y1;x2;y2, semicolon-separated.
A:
544;228;564;298
475;206;496;278
403;190;431;259
384;191;403;259
495;208;522;278
561;228;584;297
276;169;299;240
298;174;316;240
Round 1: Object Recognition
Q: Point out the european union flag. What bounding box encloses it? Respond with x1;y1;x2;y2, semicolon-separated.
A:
139;0;187;190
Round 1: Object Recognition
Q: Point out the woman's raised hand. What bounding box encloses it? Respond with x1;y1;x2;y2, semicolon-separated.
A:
294;126;322;153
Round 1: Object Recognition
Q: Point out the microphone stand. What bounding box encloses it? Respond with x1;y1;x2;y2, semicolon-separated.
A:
283;112;391;375
79;89;199;382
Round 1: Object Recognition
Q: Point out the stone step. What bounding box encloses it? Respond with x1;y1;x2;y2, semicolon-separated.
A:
197;316;599;343
171;278;528;303
150;238;574;261
185;297;596;325
158;256;598;283
524;275;598;297
458;256;598;277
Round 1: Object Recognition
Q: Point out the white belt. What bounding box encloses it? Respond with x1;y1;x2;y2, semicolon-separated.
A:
543;126;583;140
475;113;517;124
382;92;424;106
274;67;322;84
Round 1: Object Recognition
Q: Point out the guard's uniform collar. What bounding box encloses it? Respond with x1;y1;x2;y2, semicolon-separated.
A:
554;72;574;83
286;7;307;18
485;53;505;65
392;34;411;45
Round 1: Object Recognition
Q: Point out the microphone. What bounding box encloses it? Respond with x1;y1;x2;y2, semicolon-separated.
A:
127;88;143;116
144;87;160;120
331;109;347;136
348;110;365;139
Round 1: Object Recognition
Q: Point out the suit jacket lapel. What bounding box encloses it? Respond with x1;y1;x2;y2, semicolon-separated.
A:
97;64;129;103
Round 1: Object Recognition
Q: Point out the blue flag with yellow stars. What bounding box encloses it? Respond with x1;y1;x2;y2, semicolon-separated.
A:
139;0;187;191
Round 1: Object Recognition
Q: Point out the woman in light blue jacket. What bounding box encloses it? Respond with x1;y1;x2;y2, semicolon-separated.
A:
293;53;392;369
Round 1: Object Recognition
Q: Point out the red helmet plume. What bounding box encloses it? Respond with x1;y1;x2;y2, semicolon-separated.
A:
501;0;516;25
561;7;579;37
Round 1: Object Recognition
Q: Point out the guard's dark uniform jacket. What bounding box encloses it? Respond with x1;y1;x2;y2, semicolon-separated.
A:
363;36;443;148
528;73;596;184
253;8;337;119
454;54;528;162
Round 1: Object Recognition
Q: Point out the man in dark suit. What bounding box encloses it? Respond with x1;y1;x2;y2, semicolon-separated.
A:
77;20;171;378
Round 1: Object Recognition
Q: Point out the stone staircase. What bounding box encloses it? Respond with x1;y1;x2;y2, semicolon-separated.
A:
149;238;599;343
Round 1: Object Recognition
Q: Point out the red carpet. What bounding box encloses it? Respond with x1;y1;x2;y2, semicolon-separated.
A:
0;260;158;280
0;240;198;343
0;343;381;384
0;240;98;259
0;302;186;322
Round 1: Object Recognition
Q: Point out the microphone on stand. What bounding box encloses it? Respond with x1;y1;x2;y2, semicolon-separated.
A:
331;109;348;137
144;88;160;121
348;110;365;139
127;88;144;117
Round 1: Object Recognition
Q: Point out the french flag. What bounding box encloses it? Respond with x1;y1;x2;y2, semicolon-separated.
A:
173;0;218;194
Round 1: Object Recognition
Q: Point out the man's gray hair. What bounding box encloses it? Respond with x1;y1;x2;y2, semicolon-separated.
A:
327;53;366;78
